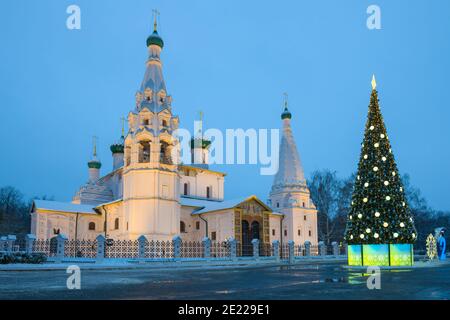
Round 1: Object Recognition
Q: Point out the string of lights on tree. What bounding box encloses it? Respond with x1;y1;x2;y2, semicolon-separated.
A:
344;76;417;245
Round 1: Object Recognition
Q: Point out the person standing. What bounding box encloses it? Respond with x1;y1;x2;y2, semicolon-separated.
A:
437;228;446;261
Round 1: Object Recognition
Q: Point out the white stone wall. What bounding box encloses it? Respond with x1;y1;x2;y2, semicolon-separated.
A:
179;167;224;201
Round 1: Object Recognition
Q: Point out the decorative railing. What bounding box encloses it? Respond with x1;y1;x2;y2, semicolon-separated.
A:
180;240;204;258
0;234;350;262
105;239;139;258
143;240;174;258
32;239;56;257
211;241;230;258
65;239;97;258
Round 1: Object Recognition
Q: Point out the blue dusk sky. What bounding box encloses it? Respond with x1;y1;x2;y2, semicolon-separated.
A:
0;0;449;210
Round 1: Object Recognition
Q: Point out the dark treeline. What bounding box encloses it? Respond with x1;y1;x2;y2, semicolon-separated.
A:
307;170;450;250
0;186;52;236
1;173;449;250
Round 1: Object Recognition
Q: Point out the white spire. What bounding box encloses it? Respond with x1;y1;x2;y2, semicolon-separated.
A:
136;18;171;113
272;101;306;190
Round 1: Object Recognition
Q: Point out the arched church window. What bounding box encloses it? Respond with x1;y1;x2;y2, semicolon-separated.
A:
88;222;96;231
160;141;172;164
144;88;152;101
114;218;119;230
206;186;211;199
143;119;149;126
180;221;186;233
298;229;301;236
162;119;168;127
139;140;151;163
158;90;166;104
183;183;189;196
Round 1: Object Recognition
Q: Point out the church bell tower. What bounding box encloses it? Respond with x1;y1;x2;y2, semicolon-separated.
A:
122;15;181;240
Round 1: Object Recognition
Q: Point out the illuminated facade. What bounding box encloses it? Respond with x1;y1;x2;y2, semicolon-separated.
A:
30;22;318;248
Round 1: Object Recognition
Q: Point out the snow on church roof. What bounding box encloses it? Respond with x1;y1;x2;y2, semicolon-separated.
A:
182;195;279;215
32;200;98;215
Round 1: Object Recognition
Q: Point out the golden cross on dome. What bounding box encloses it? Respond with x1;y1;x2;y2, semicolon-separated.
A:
152;9;160;31
120;117;126;137
283;92;288;108
92;136;98;157
371;74;377;90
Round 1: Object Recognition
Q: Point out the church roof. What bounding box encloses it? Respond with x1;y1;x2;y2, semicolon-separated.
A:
272;108;306;189
183;195;276;215
31;200;98;215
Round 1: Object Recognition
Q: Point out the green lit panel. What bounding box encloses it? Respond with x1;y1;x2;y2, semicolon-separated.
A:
362;244;389;266
390;244;413;266
348;245;362;266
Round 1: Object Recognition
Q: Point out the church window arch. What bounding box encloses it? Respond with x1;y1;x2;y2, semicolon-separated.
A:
139;140;151;163
114;218;119;230
88;222;96;231
160;140;172;164
144;88;152;101
206;186;212;199
183;182;189;196
180;221;186;233
158;90;166;104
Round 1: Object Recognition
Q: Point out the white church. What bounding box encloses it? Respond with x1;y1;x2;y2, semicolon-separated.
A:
30;20;318;249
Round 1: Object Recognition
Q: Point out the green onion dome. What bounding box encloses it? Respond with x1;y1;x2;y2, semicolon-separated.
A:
190;138;212;149
110;144;124;154
88;159;101;169
110;135;125;154
146;30;164;48
281;107;292;120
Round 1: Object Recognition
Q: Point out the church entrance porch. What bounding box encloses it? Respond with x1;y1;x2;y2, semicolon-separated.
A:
241;220;261;256
233;197;272;256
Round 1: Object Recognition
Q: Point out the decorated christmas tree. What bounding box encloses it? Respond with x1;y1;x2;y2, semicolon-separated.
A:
344;76;417;266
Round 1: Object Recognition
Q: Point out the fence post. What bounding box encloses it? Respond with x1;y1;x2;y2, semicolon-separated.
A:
251;239;259;259
332;241;339;256
272;240;280;262
304;241;311;257
318;241;326;256
96;235;105;263
25;234;36;254
203;237;211;259
138;235;147;259
55;234;67;262
229;238;237;260
173;235;181;259
288;240;295;264
6;235;17;253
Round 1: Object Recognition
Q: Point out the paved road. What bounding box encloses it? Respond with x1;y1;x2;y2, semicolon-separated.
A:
0;261;449;299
